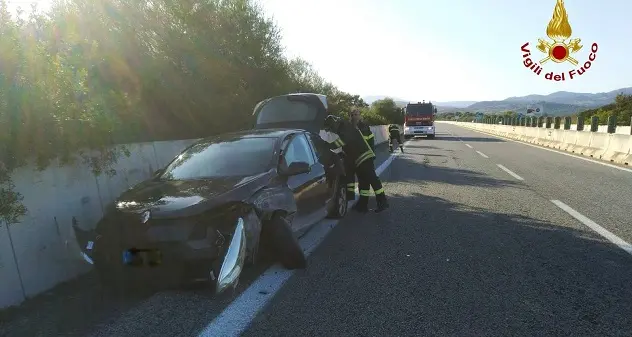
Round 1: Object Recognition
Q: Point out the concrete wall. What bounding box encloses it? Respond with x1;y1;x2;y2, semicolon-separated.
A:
0;139;198;309
0;125;391;309
440;121;632;165
562;124;629;135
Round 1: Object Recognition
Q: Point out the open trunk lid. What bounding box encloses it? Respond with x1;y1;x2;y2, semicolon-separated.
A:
253;93;328;133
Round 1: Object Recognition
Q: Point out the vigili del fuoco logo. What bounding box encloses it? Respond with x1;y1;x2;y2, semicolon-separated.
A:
521;0;598;81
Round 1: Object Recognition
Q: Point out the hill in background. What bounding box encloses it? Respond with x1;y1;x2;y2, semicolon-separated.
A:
364;87;632;116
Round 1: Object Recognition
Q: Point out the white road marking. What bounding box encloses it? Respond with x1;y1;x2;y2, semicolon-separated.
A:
452;124;632;174
465;144;473;149
551;200;632;256
476;150;489;158
496;164;524;181
198;140;410;337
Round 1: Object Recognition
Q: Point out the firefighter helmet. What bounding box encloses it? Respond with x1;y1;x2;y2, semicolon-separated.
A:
323;115;341;132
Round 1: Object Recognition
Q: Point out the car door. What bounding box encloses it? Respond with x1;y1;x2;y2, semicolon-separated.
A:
282;133;326;225
305;132;332;204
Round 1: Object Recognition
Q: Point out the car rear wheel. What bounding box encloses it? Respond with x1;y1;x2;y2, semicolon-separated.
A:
327;175;347;219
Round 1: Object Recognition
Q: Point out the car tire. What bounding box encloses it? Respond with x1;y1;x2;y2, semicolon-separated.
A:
261;213;306;270
427;134;435;139
327;175;347;219
404;135;413;140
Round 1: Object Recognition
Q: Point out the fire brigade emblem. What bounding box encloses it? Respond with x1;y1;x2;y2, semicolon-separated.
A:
536;0;582;65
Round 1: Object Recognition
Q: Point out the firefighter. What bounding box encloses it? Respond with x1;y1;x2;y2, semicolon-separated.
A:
350;109;375;151
388;124;404;153
324;115;389;213
345;108;375;200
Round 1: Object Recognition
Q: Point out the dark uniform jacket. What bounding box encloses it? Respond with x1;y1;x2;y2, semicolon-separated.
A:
327;120;376;168
388;124;401;140
357;121;375;152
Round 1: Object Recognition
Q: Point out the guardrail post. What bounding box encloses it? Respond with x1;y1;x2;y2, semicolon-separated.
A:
577;117;585;131
521;118;526;126
590;116;598;132
607;115;616;134
537;116;543;127
545;117;552;128
563;117;571;130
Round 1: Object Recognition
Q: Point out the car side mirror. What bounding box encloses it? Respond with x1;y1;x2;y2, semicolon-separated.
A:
282;161;310;176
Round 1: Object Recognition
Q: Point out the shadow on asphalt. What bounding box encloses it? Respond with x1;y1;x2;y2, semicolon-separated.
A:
0;257;274;337
242;191;632;337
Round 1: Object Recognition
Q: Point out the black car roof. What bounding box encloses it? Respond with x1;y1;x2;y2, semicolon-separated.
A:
195;128;305;144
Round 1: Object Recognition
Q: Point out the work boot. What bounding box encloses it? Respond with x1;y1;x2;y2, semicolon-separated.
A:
346;191;356;201
389;146;394;153
351;197;369;213
400;146;404;153
374;194;390;213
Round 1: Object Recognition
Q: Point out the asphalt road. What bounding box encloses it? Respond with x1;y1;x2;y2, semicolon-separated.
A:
3;128;632;336
241;124;632;337
0;144;394;337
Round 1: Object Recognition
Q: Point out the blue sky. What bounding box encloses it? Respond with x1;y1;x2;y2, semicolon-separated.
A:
7;0;632;102
258;0;632;102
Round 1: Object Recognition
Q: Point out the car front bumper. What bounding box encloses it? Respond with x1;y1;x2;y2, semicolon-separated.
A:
73;215;250;293
404;126;435;136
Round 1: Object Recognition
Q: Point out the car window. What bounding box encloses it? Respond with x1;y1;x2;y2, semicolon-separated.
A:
160;137;276;180
283;134;315;167
307;132;328;161
305;133;319;161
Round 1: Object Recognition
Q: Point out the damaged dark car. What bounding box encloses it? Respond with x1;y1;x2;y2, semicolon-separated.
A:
73;93;349;294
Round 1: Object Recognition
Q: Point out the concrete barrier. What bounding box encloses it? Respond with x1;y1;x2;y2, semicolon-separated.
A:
440;121;632;166
0;125;390;309
601;134;632;163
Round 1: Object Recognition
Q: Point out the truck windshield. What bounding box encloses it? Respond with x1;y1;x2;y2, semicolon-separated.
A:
406;104;434;115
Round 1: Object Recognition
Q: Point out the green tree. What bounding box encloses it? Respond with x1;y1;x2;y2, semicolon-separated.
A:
371;97;403;124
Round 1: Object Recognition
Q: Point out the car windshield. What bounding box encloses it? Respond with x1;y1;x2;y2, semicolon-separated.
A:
256;96;318;125
160;137;276;180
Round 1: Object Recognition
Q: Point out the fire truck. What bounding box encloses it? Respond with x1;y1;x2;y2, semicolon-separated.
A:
403;101;437;139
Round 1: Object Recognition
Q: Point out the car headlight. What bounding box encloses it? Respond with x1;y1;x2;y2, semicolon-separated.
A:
216;217;247;293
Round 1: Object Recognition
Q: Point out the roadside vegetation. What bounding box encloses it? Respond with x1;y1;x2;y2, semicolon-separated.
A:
0;0;402;225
